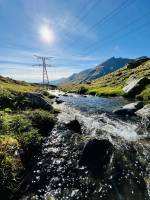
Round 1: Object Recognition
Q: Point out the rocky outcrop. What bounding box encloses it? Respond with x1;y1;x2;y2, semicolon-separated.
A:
26;93;53;111
123;77;150;96
79;139;114;178
126;58;149;69
123;101;143;110
135;104;150;120
113;101;143;116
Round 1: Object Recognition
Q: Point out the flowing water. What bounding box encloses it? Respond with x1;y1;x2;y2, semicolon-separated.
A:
20;91;150;200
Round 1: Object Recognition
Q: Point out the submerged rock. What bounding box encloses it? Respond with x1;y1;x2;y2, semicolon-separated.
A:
55;98;64;104
123;77;150;97
62;93;68;97
66;119;82;134
79;139;114;178
113;101;143;116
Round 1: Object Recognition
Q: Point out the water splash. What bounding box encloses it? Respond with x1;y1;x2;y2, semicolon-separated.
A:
57;103;138;141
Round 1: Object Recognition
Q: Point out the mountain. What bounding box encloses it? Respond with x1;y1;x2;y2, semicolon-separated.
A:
50;77;68;85
51;57;131;85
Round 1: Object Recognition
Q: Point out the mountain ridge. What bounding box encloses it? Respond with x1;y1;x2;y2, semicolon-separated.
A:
51;57;131;85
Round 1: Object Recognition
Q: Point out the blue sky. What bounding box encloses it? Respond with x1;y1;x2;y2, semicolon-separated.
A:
0;0;150;82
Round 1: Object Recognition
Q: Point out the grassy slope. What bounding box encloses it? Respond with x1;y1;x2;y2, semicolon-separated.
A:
60;60;150;101
0;76;57;198
0;76;38;92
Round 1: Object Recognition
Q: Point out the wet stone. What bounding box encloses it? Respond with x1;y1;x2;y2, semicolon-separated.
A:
66;119;82;134
79;139;114;178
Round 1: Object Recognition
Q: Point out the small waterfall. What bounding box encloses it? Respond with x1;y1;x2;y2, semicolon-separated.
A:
141;115;150;135
57;103;139;141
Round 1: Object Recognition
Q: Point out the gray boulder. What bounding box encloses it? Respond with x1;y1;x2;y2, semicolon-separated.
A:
26;93;53;111
123;101;143;110
135;104;150;119
113;101;143;116
123;77;150;96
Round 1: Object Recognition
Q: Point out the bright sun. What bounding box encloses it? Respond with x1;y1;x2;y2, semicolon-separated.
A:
39;25;55;44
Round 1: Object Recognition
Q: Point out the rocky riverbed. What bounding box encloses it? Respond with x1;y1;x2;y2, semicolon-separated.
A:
19;91;150;200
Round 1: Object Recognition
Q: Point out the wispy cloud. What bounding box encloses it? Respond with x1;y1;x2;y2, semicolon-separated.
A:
56;13;97;40
0;62;80;82
113;45;120;52
68;55;105;62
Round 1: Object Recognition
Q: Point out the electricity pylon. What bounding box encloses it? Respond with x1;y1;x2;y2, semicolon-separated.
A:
33;55;54;85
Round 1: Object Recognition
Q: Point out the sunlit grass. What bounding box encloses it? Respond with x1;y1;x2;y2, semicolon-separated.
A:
0;135;19;147
87;86;124;96
136;84;150;101
0;82;39;93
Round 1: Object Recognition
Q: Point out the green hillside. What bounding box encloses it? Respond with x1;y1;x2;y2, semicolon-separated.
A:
0;75;40;93
60;60;150;102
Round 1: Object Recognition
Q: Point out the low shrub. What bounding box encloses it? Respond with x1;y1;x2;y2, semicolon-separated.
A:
0;112;43;148
0;90;14;109
0;135;23;198
42;91;56;99
0;113;32;135
78;86;88;94
25;109;56;136
136;84;150;102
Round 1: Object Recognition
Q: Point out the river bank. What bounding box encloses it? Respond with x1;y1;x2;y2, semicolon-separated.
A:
0;77;58;199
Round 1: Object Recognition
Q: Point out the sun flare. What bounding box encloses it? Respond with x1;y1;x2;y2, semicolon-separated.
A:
39;25;55;44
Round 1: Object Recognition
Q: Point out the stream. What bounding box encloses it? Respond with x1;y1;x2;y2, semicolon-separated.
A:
20;91;150;200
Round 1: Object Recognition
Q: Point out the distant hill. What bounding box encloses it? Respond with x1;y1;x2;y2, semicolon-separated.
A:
51;57;131;85
50;77;68;85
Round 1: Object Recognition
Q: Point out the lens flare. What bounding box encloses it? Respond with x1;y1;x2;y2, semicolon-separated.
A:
39;25;55;44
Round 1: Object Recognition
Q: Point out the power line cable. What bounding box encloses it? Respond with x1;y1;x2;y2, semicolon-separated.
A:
72;0;102;29
60;0;101;43
68;0;135;47
84;0;132;35
81;11;150;56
